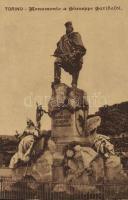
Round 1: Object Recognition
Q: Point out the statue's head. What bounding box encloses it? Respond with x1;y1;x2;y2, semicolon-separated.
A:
63;141;82;159
65;21;74;34
86;116;101;135
27;119;34;127
38;105;42;111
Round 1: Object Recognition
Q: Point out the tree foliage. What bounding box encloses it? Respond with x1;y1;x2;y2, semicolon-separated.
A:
95;101;128;136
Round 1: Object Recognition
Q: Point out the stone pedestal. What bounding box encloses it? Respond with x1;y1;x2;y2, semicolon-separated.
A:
48;83;89;185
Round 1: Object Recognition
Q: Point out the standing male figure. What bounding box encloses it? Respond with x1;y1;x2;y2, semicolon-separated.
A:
53;21;86;88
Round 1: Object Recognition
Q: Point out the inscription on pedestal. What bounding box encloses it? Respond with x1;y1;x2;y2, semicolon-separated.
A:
53;112;71;128
51;109;76;138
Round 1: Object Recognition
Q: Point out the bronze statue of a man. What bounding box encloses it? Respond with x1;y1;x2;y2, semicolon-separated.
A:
53;21;86;88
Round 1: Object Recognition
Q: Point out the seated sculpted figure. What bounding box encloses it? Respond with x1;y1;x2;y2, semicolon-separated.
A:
63;116;126;190
9;119;40;169
85;116;126;182
86;116;115;157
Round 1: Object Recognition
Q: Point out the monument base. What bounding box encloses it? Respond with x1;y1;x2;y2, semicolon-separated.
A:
48;83;89;184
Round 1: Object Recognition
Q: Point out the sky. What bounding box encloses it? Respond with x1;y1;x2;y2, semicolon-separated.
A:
0;0;128;134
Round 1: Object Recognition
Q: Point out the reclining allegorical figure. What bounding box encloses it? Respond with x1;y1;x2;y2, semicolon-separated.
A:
63;116;126;190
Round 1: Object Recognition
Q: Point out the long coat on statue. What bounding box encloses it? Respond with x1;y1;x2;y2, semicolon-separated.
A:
54;32;86;75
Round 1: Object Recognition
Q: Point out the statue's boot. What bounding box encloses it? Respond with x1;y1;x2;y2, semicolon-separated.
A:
54;63;61;84
71;70;80;88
